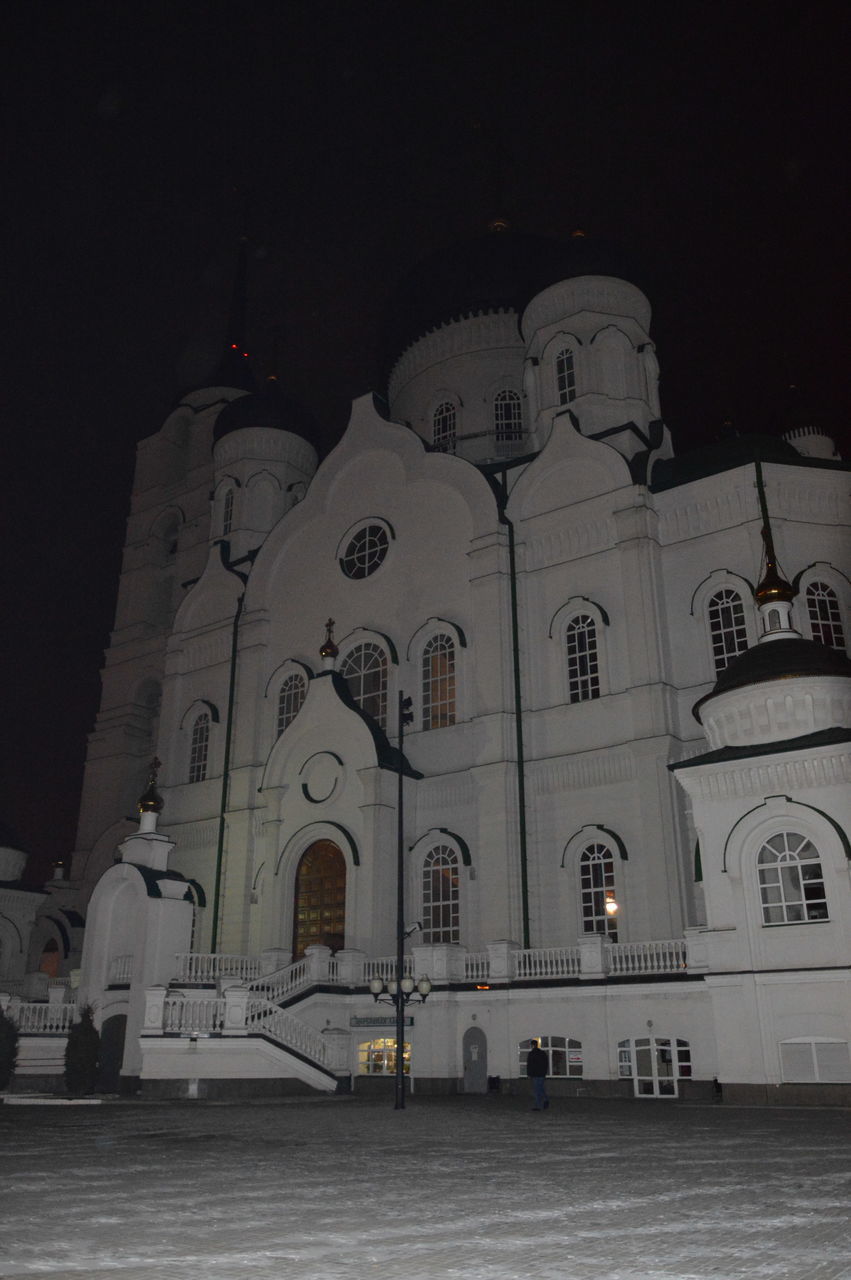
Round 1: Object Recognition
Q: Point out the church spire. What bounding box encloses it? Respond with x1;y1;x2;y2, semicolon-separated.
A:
212;235;255;392
753;461;797;641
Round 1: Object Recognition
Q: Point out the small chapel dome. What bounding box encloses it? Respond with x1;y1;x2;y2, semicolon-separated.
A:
212;378;320;450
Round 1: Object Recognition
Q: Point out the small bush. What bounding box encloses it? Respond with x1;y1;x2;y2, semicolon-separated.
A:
0;1007;19;1090
64;1005;100;1095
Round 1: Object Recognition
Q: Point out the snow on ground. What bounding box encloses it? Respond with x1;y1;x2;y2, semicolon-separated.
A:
1;1094;849;1280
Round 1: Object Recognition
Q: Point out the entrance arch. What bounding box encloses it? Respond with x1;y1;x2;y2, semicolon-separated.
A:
292;840;346;960
462;1026;488;1093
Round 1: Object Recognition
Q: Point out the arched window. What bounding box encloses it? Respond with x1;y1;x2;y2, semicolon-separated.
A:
277;672;307;735
757;832;828;925
556;348;576;404
433;401;457;453
340;643;388;728
707;588;748;673
579;842;618;940
618;1037;692;1097
806;581;845;650
188;713;210;783
493;389;522;454
422;633;455;729
519;1036;582;1078
566;614;599;702
422;845;460;943
222;488;234;536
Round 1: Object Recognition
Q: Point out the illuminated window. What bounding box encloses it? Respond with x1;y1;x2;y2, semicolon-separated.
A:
188;713;210;783
708;588;748;673
519;1036;582;1078
358;1038;410;1075
433;401;456;453
38;938;60;979
493;389;522;454
566;614;599;702
757;832;828;925
422;845;460;944
556;348;576;404
806;581;845;650
422;634;455;729
340;643;388;728
277;673;307;735
222;489;234;536
580;841;618;940
340;524;390;579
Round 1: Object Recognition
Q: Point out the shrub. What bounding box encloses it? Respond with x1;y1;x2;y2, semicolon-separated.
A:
64;1005;100;1095
0;1007;19;1090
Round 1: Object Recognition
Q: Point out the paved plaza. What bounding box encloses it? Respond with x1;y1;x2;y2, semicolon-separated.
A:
1;1093;849;1280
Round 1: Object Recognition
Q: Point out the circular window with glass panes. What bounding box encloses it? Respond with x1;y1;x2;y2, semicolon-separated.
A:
339;523;390;579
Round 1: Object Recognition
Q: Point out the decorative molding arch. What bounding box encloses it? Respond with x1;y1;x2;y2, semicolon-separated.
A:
149;505;185;541
561;824;629;867
338;627;399;666
212;475;241;498
245;468;282;491
179;699;220;730
722;795;851;873
263;659;314;700
549;597;610;638
409;827;472;866
405;617;468;660
689;569;756;617
274;821;361;874
588;323;635;347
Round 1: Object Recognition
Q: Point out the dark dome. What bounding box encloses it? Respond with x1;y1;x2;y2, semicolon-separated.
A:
382;227;641;375
212;379;319;449
694;637;851;722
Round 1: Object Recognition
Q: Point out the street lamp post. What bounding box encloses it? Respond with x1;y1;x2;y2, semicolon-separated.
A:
366;690;431;1109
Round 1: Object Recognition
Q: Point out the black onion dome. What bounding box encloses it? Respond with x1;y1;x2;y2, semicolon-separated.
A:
694;638;851;722
212;378;320;449
382;227;641;375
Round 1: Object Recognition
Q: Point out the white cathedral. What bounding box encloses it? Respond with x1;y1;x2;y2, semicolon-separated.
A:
4;228;850;1103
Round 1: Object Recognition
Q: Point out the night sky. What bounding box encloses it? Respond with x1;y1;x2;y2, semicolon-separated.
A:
3;2;848;884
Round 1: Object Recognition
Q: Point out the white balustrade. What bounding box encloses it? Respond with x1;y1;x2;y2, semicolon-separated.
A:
606;940;688;975
246;999;328;1065
514;946;582;979
174;953;263;984
162;995;225;1034
363;955;413;983
11;1002;76;1034
464;953;491;981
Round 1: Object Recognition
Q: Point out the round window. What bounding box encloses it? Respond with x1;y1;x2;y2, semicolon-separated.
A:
340;524;389;579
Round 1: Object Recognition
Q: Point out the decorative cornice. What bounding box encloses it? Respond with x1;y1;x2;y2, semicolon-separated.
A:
389;310;523;402
676;750;851;802
529;748;636;795
524;518;615;571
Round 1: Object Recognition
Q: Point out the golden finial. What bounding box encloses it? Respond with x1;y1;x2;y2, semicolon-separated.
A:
319;618;338;660
137;757;164;814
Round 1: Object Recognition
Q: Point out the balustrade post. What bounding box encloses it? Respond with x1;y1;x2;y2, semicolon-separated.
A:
579;934;606;979
682;929;706;972
304;945;332;983
333;949;366;987
486;939;521;982
142;986;168;1034
222;984;250;1035
321;1026;352;1073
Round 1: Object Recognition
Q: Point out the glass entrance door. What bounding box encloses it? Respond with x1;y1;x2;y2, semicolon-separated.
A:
619;1037;692;1098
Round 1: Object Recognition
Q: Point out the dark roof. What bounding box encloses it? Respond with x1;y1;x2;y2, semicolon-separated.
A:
670;727;851;771
694;637;851;722
0;821;28;852
382;227;641;379
651;433;804;490
212;378;320;450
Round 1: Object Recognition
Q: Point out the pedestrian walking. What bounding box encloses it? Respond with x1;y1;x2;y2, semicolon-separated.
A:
526;1038;549;1110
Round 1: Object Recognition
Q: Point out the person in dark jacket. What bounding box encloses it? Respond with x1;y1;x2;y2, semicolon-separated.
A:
526;1039;549;1110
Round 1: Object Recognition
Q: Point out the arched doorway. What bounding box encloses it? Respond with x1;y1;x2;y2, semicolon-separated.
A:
292;840;346;960
98;1014;127;1093
462;1026;488;1093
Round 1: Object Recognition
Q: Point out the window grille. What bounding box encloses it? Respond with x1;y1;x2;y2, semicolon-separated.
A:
340;524;389;579
708;588;748;672
757;832;828;925
422;845;460;943
556;348;576;404
580;842;618;940
806;581;845;650
277;673;307;735
340;643;388;728
422;634;455;729
433;401;457;452
222;489;234;536
566;614;599;702
189;713;210;783
493;389;522;454
519;1036;582;1078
